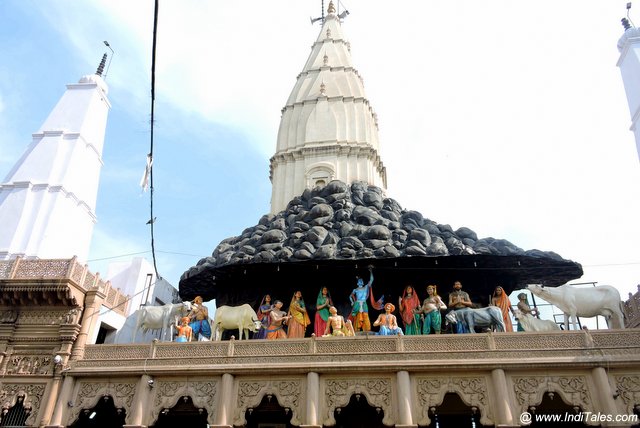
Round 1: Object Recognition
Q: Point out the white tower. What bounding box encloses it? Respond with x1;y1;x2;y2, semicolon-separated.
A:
617;17;640;162
0;61;111;261
269;1;387;214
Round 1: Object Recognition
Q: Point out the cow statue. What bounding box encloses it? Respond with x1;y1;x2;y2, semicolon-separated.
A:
132;301;192;343
445;307;505;333
527;284;626;330
513;310;560;332
213;304;262;341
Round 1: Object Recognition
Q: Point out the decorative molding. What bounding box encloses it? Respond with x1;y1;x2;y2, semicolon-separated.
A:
0;382;46;426
614;374;640;415
67;380;136;425
415;376;492;427
234;378;303;427
6;354;53;375
512;375;594;414
322;376;393;426
151;378;218;425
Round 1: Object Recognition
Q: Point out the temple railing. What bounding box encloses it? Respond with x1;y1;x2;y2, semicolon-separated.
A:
75;329;640;374
0;257;129;316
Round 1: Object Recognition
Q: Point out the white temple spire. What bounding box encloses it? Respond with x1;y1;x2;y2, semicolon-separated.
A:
617;16;640;162
269;4;387;214
0;62;111;261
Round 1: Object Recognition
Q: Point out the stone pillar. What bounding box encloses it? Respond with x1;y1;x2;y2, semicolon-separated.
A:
302;372;321;428
491;368;517;428
592;367;624;427
70;289;105;360
39;376;62;427
213;373;234;428
46;375;75;428
123;374;153;428
396;370;416;427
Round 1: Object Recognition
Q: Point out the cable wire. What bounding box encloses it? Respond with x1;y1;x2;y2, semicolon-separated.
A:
149;0;161;279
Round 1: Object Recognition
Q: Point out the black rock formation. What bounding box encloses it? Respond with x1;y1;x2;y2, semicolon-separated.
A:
180;181;583;308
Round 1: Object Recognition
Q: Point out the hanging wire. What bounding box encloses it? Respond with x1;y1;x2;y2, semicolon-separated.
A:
149;0;161;279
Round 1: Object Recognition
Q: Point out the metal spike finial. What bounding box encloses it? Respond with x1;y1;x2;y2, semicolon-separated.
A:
328;0;336;14
96;53;107;76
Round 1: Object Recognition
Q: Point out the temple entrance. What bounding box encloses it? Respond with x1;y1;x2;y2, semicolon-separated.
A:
69;395;125;428
151;396;208;428
332;393;389;428
244;394;293;428
527;392;587;427
422;393;486;428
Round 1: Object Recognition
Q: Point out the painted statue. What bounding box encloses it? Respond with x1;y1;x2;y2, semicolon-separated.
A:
420;285;447;334
373;303;404;336
491;286;514;332
287;291;311;338
398;285;421;335
255;294;272;339
323;306;355;337
527;284;626;330
445;307;505;333
314;287;333;337
349;266;383;332
448;281;473;333
188;296;211;340
267;300;291;339
516;292;538;331
175;316;193;342
212;304;262;340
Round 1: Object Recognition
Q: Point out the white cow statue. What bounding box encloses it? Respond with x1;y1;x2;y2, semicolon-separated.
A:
514;310;560;332
445;307;505;333
213;304;262;341
133;301;192;342
527;284;626;330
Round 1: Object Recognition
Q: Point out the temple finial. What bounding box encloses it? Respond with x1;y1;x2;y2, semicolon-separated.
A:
96;53;107;76
327;1;336;14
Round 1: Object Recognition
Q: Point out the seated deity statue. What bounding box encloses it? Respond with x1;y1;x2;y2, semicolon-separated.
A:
373;303;404;336
323;306;355;337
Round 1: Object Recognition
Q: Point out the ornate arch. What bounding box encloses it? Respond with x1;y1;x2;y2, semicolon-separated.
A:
67;380;136;425
0;382;45;427
322;377;394;426
415;376;492;427
512;375;596;417
614;374;640;415
234;379;304;427
150;378;218;425
305;162;335;189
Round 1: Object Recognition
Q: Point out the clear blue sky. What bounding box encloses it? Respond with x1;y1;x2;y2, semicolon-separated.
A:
1;1;639;301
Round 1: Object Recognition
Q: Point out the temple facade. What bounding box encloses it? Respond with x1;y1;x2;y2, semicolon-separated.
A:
0;258;639;427
1;3;640;428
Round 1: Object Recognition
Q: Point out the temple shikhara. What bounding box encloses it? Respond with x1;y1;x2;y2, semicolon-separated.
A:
0;3;639;428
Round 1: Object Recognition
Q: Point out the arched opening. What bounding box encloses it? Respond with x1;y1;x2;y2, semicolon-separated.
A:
244;394;293;428
70;395;125;428
0;394;30;427
422;392;487;428
151;396;208;428
332;393;389;428
527;392;587;427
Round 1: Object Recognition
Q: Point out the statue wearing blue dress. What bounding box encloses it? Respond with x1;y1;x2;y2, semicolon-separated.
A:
373;303;404;335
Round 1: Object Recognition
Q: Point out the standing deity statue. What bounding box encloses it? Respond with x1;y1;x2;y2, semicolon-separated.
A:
398;285;421;335
420;285;447;334
491;286;514;332
349;266;383;332
314;287;333;337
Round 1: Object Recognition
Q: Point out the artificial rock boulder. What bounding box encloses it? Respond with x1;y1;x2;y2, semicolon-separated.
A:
180;181;582;306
